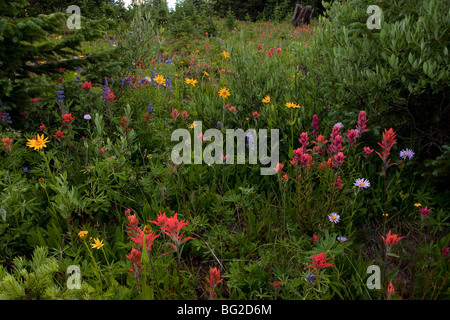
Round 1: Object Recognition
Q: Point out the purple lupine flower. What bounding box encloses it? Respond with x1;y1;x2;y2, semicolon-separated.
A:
56;86;65;104
147;103;155;113
165;77;172;91
306;273;316;284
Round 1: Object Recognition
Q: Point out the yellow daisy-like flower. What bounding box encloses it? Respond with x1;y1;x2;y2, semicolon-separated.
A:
26;134;50;151
262;96;270;103
189;122;196;129
38;177;45;183
218;88;231;99
222;51;230;58
204;71;209;76
285;102;301;109
185;78;198;87
153;74;165;85
78;231;88;238
414;203;422;207
147;154;152;159
143;224;152;234
91;238;104;250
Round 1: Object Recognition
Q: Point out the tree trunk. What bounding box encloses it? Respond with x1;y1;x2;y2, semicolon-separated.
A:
290;4;314;27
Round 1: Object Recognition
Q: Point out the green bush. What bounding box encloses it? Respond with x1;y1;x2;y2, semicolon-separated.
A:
292;0;449;156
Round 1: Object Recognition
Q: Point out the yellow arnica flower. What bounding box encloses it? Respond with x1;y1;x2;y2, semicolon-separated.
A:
91;238;104;250
78;231;88;238
218;88;231;99
204;71;209;76
262;96;270;103
153;74;165;85
26;134;49;151
222;51;230;58
147;154;152;159
414;203;422;207
189;122;196;129
143;224;152;234
185;78;198;87
285;102;301;109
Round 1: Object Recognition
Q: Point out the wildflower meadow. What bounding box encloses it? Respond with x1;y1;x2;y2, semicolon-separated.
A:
0;0;449;305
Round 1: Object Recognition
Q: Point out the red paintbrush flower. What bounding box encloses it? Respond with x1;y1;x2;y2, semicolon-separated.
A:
1;137;12;150
126;248;142;271
382;230;404;248
205;267;223;299
126;214;139;238
171;109;180;122
376;128;397;175
148;211;168;229
81;81;92;91
356;110;368;136
53;130;64;139
131;229;159;252
269;280;284;288
61;113;75;124
37;123;46;132
311;114;319;138
419;206;432;217
160;212;194;249
307;252;333;270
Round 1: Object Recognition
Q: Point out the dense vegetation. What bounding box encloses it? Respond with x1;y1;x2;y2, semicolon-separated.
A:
0;0;448;300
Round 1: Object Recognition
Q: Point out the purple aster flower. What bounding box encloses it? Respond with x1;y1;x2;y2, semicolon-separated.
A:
400;148;414;160
337;236;348;242
354;178;370;190
306;273;316;284
334;122;344;129
328;213;340;223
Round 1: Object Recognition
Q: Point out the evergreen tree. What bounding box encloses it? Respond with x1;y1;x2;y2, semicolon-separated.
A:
0;0;121;115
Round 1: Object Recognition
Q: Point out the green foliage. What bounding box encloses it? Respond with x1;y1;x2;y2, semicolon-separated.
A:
292;0;449;156
0;2;448;301
0;1;121;114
